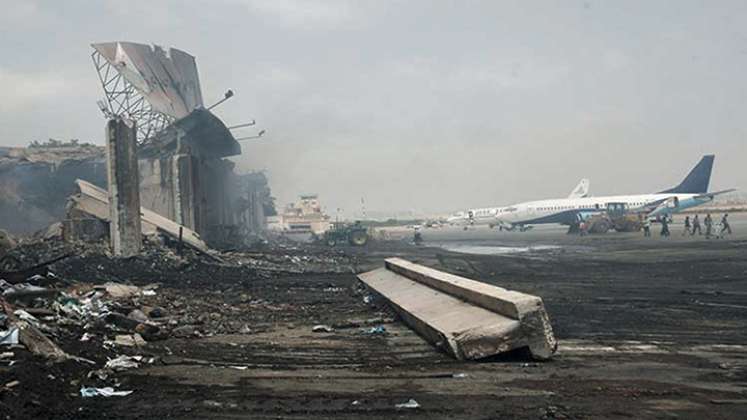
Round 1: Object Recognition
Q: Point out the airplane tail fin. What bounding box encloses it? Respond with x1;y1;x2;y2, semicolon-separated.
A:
568;178;590;198
659;155;714;194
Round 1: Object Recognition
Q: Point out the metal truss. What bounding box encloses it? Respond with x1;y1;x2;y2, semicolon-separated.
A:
91;50;174;144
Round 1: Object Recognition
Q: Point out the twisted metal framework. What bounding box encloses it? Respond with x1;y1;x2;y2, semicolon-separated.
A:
91;50;174;144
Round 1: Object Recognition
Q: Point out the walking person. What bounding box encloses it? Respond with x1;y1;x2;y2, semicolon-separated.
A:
691;214;702;235
704;213;713;238
660;216;670;237
720;213;732;236
642;218;651;237
682;215;691;236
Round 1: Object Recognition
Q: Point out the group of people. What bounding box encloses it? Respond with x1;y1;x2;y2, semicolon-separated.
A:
646;213;732;238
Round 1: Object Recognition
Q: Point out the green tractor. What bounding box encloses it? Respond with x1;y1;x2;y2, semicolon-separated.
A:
322;221;370;247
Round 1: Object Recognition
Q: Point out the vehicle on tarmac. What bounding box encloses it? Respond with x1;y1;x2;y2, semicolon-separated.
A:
320;221;369;247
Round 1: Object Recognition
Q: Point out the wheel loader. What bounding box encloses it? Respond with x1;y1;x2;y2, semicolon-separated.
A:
584;202;643;234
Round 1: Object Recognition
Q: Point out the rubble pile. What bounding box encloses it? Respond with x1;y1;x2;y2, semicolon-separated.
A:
0;235;360;417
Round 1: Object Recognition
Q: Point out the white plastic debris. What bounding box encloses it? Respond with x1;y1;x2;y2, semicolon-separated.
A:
312;325;334;333
13;310;38;323
395;398;420;409
105;355;140;371
0;328;19;345
365;325;386;335
80;386;133;397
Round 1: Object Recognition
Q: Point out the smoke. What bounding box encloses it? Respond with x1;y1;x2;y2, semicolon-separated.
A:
2;1;747;217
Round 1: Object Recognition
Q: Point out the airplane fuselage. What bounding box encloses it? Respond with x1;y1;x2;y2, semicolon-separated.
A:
462;193;714;228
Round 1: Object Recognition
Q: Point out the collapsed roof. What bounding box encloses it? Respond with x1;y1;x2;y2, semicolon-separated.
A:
91;41;204;120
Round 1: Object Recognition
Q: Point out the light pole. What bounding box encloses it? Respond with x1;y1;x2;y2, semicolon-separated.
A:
236;130;266;141
207;89;234;111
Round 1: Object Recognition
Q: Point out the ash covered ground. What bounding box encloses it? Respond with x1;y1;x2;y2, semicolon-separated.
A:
2;219;747;419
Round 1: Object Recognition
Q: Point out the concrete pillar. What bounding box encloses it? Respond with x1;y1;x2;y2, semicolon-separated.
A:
106;118;142;256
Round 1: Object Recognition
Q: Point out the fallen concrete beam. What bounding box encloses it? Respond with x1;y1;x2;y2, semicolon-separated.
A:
70;179;208;252
358;257;557;360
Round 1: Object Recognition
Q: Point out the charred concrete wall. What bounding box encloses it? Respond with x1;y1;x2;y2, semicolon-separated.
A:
1;140;269;246
138;156;178;224
0;145;106;234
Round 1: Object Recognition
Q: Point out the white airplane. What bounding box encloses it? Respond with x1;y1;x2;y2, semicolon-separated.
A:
451;155;734;232
447;178;590;228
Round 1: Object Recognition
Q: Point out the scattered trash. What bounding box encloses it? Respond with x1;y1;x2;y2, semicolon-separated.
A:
4;284;58;301
80;386;134;397
365;325;387;335
127;309;148;323
0;328;19;345
363;295;373;304
101;282;141;299
452;373;468;378
229;365;248;370
395;398;420;409
109;333;146;347
312;324;334;333
351;400;361;406
80;332;94;342
13;310;38;323
105;355;141;371
141;289;157;296
4;380;20;389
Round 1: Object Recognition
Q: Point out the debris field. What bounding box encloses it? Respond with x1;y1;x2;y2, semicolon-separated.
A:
2;231;747;419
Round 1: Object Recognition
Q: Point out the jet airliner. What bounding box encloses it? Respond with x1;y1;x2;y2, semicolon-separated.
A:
452;155;734;231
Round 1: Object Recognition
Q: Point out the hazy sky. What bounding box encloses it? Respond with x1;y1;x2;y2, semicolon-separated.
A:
1;0;746;216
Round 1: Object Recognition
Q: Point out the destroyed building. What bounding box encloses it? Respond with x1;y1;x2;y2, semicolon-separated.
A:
0;142;107;235
0;42;273;248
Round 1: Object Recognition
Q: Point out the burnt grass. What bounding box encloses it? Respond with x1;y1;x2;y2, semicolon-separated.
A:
1;237;747;419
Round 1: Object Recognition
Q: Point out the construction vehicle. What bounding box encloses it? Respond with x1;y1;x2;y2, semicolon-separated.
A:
584;202;643;234
321;221;370;246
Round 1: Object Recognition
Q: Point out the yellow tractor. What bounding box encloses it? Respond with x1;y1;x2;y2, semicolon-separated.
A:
585;202;642;234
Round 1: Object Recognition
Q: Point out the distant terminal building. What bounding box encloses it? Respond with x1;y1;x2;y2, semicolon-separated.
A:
270;194;331;235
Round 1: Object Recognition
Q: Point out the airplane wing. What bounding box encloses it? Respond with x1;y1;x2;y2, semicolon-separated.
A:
568;178;590;199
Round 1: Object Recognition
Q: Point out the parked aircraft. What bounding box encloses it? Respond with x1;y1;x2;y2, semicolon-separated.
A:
451;155;734;231
447;178;590;229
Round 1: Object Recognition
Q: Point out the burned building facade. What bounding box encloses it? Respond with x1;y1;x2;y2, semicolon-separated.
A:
0;42;272;248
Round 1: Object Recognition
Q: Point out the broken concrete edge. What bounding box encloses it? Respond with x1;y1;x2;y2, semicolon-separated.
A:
384;257;557;359
359;268;528;361
71;179;209;253
363;258;557;360
359;270;462;358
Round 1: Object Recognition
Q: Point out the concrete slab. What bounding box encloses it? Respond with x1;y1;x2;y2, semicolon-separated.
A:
71;179;208;252
358;258;556;360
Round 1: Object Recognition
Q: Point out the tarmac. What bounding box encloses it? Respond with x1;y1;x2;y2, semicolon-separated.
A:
2;214;747;419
